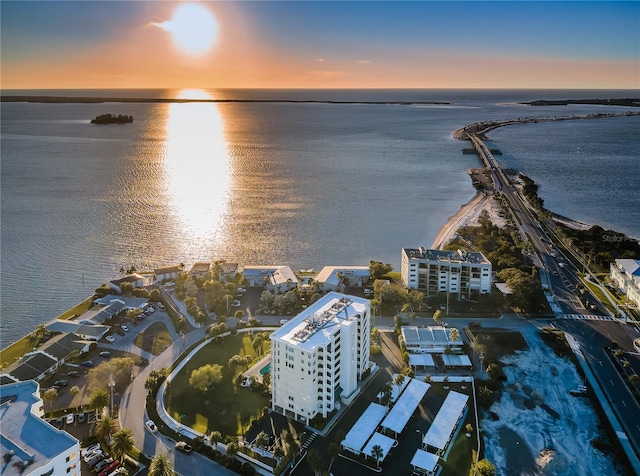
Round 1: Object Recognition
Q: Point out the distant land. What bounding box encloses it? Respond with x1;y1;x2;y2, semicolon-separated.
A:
90;113;133;124
521;98;640;107
0;95;449;106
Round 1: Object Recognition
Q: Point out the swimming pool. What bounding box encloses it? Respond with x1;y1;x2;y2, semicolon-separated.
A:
259;363;271;375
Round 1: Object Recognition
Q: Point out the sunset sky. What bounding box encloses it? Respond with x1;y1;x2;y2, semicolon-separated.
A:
1;1;638;90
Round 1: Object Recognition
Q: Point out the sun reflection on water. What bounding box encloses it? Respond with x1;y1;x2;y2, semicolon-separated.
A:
162;89;230;254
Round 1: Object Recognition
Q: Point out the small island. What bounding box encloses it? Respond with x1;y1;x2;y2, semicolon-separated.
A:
90;113;133;124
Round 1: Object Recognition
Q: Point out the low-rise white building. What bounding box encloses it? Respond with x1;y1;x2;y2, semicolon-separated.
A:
401;248;492;297
314;266;371;292
0;380;80;476
401;326;463;354
266;266;299;294
270;292;371;423
610;259;640;307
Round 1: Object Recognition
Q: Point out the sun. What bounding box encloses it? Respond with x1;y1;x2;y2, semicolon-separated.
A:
157;3;217;55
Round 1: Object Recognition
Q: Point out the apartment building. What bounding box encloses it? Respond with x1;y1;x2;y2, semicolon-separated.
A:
270;292;371;423
0;380;80;476
610;259;640;307
401;248;492;297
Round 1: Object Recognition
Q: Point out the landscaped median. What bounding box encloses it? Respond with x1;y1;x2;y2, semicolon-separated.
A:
147;327;277;474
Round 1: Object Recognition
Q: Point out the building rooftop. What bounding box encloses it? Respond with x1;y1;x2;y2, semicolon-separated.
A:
271;292;369;351
314;266;370;286
404;247;490;265
0;381;78;475
190;262;211;274
401;326;462;347
615;259;640;278
6;354;57;382
154;265;182;275
219;262;238;274
269;266;298;287
110;273;145;285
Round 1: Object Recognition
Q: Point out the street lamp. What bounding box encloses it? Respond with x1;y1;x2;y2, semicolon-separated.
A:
108;374;115;417
415;429;424;449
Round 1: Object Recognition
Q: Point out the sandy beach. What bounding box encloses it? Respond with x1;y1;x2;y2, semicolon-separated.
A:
431;192;507;249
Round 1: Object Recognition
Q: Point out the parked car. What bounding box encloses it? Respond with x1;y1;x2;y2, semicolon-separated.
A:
54;379;69;387
77;412;85;423
99;461;120;476
66;413;74;424
105;335;116;343
120;325;129;332
145;420;156;432
99;351;111;358
49;385;61;392
84;449;103;463
175;441;192;454
231;300;242;307
94;458;114;472
81;443;101;457
68;370;80;378
236;287;246;294
81;360;93;367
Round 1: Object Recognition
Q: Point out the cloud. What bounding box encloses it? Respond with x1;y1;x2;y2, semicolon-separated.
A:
307;70;350;79
315;57;325;62
355;59;371;65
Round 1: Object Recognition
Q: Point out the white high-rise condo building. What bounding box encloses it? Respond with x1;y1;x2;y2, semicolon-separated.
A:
401;248;492;297
270;292;371;423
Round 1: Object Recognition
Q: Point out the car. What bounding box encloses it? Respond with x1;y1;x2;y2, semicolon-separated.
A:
175;441;193;454
77;412;85;423
280;319;289;325
236;287;246;294
99;461;120;476
81;360;94;367
55;417;64;427
145;420;157;432
66;413;74;424
54;379;69;387
84;450;103;463
48;385;61;392
105;335;116;343
99;351;111;358
84;452;104;468
157;302;165;310
94;458;114;472
68;370;80;378
552;271;559;277
231;300;242;307
120;325;129;332
108;468;127;476
147;307;155;313
81;443;101;457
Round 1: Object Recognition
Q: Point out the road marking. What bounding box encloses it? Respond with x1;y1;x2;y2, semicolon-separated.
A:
610;380;614;386
622;400;627;408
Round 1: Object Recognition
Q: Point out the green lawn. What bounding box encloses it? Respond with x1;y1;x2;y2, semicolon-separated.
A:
164;333;271;437
1;296;94;368
133;322;172;355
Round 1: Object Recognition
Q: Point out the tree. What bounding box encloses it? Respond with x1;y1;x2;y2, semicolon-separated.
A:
449;327;460;342
111;428;135;461
42;388;58;412
252;334;265;356
433;309;443;326
234;310;244;324
87;357;135;394
307;449;325;476
31;323;48;342
209;431;222;453
89;389;109;419
226;440;239;456
95;415;117;447
393;373;405;388
369;260;393;279
69;385;81;409
189;364;223;392
255;431;269;447
145;368;167;395
371;444;383;468
150;288;161;302
472;458;497;476
148;453;174;476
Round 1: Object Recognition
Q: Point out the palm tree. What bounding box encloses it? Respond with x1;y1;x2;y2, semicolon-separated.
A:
307;449;324;476
371;444;383;468
111;428;134;461
148;453;174;476
89;389;110;420
209;431;222;453
31;323;48;342
42;388;58;413
95;416;117;447
69;385;81;405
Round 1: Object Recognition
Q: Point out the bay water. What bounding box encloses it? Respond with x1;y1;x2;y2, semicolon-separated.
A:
1;89;638;347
